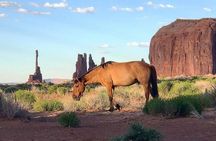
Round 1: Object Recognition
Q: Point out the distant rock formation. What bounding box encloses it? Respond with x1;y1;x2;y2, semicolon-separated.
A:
101;57;105;64
73;54;105;79
73;53;87;78
149;18;216;77
27;50;43;83
88;54;97;71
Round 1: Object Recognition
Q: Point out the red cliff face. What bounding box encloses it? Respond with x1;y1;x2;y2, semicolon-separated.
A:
149;18;216;77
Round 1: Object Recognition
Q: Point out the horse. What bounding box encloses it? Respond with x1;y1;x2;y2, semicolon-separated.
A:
71;61;159;111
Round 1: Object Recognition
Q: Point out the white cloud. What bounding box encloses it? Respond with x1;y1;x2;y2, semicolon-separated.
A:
72;7;95;14
0;13;6;17
100;44;109;48
0;1;19;7
16;8;51;15
111;6;118;11
127;42;150;48
166;4;174;8
136;6;144;12
112;6;144;12
203;7;212;12
147;1;153;6
43;1;68;8
147;1;174;9
17;8;28;13
32;11;51;15
120;7;133;12
159;4;165;8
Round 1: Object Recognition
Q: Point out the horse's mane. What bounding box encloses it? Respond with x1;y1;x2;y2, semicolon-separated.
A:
78;61;115;80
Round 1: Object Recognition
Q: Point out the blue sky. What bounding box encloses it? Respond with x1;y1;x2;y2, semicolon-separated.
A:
0;0;215;83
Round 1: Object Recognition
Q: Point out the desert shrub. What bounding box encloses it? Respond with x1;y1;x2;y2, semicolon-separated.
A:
64;90;110;112
15;90;36;109
16;84;31;90
143;98;165;115
0;88;3;94
58;112;80;128
82;92;110;110
47;85;58;94
1;93;27;119
57;87;69;95
4;86;18;93
112;122;161;141
35;83;48;93
143;94;214;117
33;100;63;112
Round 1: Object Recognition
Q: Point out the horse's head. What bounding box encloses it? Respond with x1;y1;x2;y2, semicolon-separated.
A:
71;78;85;101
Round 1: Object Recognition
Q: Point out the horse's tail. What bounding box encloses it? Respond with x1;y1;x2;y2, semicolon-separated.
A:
149;65;159;98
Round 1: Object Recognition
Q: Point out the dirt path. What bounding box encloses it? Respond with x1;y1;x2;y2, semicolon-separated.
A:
0;110;216;141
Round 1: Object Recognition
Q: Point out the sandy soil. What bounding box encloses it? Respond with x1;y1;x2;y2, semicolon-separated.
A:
1;109;216;141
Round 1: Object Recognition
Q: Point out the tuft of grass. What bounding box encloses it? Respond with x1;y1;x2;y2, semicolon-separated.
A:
33;99;63;112
112;122;161;141
58;112;80;128
158;80;173;95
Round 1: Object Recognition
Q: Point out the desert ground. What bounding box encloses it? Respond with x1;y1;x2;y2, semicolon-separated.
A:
1;109;216;141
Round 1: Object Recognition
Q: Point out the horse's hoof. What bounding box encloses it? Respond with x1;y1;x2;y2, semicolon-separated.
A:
115;104;121;111
108;107;115;112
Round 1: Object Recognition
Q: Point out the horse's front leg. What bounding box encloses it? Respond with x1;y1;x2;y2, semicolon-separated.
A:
107;87;114;112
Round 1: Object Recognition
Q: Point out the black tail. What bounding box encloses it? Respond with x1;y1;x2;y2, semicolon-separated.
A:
149;65;159;98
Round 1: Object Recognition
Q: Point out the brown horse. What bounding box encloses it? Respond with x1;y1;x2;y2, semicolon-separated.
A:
71;61;159;111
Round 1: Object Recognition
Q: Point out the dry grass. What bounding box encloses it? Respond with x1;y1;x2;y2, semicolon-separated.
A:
194;80;213;93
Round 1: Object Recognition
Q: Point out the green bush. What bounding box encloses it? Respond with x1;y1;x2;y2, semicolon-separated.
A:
143;94;214;117
47;85;58;94
58;112;80;128
4;86;18;93
112;122;161;141
169;81;199;95
15;90;36;109
33;100;63;112
143;98;165;115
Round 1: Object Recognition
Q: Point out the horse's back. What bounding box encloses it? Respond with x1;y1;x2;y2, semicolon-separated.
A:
103;61;151;86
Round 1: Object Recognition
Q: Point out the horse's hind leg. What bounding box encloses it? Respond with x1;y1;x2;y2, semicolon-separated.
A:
143;83;150;105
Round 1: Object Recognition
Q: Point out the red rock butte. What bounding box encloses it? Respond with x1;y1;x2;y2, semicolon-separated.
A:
149;18;216;77
73;53;105;79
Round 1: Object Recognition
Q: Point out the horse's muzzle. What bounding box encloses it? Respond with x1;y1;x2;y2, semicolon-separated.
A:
72;95;81;101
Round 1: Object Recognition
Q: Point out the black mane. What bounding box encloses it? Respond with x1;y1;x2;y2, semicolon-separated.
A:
78;61;115;80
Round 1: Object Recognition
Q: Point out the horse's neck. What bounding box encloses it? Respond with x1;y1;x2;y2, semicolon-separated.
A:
83;68;100;85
